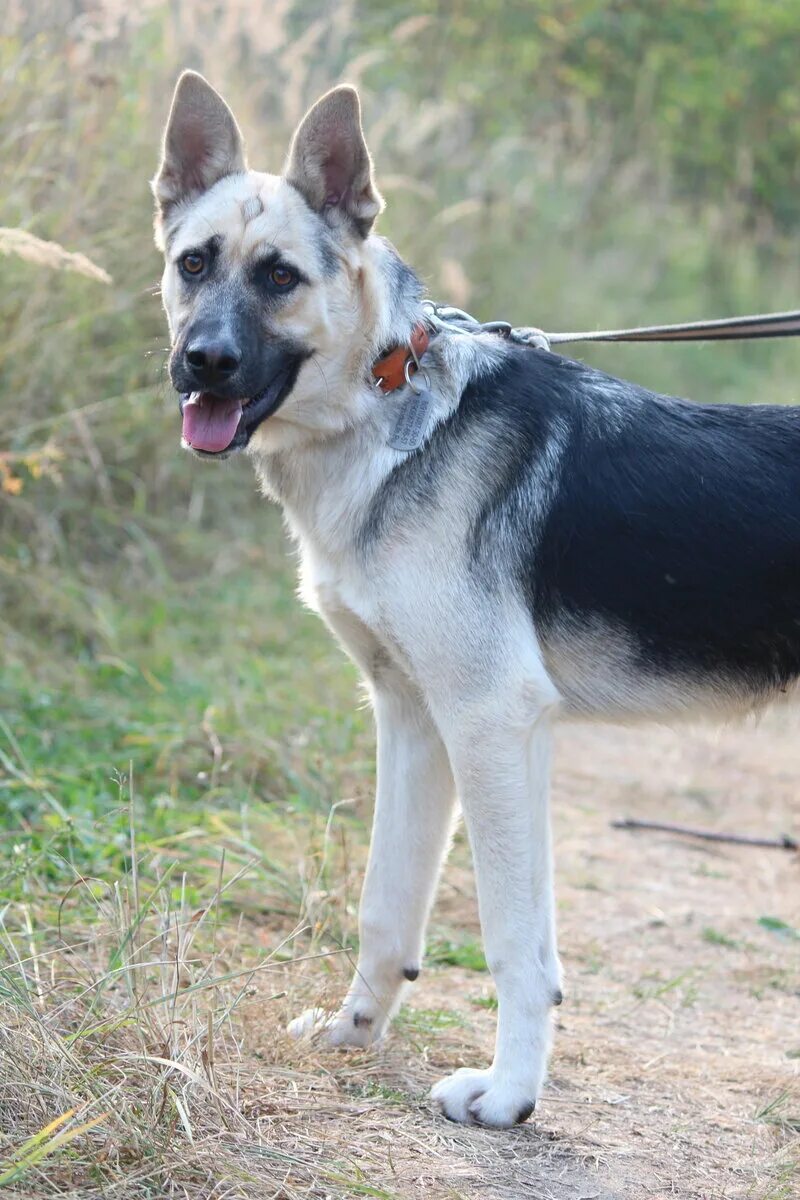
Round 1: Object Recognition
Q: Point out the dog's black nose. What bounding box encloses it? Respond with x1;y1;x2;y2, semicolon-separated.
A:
184;339;241;385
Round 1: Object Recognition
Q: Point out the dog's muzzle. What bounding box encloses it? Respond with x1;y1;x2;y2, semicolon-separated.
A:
177;354;304;457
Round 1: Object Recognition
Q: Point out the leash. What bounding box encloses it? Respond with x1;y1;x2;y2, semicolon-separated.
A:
421;302;800;352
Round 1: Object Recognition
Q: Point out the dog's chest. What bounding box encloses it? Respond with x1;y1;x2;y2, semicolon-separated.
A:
300;550;371;622
297;542;397;658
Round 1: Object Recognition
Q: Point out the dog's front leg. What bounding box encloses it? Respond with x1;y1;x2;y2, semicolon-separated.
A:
289;681;456;1046
431;711;560;1127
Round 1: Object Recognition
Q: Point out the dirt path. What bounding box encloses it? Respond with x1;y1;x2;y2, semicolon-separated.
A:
244;712;799;1199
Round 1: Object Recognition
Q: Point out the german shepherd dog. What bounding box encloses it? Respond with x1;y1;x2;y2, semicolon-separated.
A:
153;72;800;1128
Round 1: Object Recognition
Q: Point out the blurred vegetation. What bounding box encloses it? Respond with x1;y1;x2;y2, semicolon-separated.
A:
1;0;799;909
355;0;800;230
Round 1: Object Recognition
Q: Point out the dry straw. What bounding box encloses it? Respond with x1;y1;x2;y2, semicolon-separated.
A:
0;228;112;285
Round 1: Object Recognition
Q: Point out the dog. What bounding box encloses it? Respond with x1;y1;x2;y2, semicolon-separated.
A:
153;71;800;1128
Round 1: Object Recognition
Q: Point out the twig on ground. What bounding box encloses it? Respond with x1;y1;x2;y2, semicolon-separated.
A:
611;817;798;852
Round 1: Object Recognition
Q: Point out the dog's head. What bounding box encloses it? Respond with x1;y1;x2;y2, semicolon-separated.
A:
153;72;397;459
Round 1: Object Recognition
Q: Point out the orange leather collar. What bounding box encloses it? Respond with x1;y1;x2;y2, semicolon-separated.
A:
372;322;430;393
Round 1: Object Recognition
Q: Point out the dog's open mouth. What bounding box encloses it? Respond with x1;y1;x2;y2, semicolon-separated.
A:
181;393;243;453
179;364;295;456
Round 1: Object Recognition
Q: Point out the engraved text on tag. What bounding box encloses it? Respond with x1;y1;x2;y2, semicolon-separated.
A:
387;386;435;452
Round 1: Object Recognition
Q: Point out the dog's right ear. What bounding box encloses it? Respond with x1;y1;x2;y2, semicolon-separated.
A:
152;71;246;225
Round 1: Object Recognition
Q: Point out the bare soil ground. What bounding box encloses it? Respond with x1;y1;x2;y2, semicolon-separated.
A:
243;711;799;1199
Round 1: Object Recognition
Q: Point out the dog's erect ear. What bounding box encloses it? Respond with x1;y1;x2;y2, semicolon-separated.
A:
285;86;383;236
153;71;246;218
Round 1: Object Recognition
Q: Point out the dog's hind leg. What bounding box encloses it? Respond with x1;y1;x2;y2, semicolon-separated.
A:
430;686;560;1128
288;676;456;1046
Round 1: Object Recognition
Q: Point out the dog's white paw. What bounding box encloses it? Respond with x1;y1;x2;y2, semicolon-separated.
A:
287;1004;385;1048
287;1007;333;1040
431;1067;537;1128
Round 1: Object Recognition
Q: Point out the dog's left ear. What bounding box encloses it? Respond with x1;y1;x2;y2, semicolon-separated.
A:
153;71;246;222
285;86;383;236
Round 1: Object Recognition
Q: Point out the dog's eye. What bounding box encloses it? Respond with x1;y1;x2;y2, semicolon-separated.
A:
181;253;205;276
270;266;295;289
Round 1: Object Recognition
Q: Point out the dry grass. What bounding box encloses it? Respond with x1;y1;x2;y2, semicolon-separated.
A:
0;228;112;285
0;786;359;1198
2;717;798;1199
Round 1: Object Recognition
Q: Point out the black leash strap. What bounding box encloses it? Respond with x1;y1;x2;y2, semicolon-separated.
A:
546;309;800;345
424;302;800;351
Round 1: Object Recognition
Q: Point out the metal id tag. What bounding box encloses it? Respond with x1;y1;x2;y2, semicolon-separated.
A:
387;384;435;452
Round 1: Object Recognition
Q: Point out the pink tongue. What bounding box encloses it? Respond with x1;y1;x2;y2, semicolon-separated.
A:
182;394;243;453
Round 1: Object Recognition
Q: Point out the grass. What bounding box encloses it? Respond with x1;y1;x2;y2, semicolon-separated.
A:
631;968;698;1003
0;529;399;1195
426;939;488;973
701;926;740;950
756;1093;800;1137
0;489;375;894
758;917;800;942
0;497;383;1195
396;1006;467;1035
470;995;498;1012
0;787;404;1198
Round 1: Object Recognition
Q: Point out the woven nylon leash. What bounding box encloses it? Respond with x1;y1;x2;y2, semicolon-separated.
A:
421;302;800;352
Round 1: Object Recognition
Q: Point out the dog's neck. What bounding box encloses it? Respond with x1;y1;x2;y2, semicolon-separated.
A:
362;235;428;368
250;321;503;565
